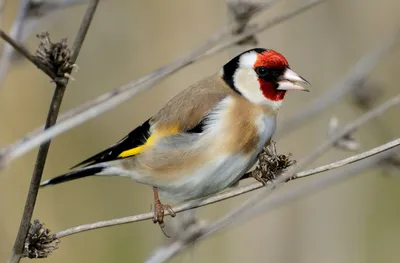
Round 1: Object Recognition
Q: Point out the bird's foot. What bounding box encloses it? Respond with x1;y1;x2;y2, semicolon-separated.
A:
152;199;176;238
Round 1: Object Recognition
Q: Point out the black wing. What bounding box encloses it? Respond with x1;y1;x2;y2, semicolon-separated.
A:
71;119;151;169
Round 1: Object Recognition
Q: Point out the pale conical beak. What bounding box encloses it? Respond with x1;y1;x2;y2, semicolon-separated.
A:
277;68;311;91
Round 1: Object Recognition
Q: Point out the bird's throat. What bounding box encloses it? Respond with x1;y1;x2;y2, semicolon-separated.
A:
259;80;286;102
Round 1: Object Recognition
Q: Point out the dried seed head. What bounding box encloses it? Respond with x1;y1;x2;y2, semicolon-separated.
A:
252;141;296;183
23;220;60;259
35;32;75;78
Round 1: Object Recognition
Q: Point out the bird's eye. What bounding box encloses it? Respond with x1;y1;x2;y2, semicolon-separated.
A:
255;67;268;77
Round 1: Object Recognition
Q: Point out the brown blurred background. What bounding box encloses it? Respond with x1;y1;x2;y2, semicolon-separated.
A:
1;0;400;262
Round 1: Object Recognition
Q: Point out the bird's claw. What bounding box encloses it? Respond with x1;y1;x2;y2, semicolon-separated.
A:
153;200;176;238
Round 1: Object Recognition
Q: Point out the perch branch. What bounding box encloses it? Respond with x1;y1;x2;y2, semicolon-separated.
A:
145;94;400;263
146;141;397;263
0;0;326;169
55;137;400;239
7;1;99;262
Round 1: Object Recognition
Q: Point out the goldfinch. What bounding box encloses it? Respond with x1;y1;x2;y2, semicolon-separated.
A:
41;48;310;230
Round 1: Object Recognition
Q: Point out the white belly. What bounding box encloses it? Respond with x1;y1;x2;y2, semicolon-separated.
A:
159;113;276;203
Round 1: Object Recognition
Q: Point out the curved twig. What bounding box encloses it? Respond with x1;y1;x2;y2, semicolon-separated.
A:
146;141;398;263
55;136;400;239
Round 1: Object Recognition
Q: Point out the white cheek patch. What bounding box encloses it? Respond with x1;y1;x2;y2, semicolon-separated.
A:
233;50;263;104
233;51;283;110
234;68;264;104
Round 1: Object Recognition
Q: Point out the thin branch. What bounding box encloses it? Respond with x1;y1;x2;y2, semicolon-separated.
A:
70;0;96;61
54;137;400;239
0;0;326;170
7;1;99;262
145;95;400;263
147;142;398;263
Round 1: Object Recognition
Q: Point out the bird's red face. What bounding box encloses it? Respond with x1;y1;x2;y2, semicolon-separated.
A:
222;48;310;110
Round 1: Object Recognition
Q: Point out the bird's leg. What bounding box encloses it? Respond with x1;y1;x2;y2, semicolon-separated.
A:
152;187;176;236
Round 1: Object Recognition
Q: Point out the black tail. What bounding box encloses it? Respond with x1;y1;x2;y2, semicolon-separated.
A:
40;166;105;188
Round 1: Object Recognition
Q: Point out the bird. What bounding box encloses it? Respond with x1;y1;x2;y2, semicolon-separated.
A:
40;48;310;233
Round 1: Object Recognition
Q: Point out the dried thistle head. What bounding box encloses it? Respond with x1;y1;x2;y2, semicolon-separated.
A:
35;32;75;78
23;220;60;259
251;141;296;183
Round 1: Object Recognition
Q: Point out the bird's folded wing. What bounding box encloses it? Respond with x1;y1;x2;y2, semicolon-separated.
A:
70;75;231;169
70;119;154;168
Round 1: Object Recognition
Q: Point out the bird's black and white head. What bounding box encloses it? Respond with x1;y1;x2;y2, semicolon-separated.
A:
221;48;310;110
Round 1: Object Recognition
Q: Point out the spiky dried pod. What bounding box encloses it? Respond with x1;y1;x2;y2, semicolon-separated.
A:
23;220;60;259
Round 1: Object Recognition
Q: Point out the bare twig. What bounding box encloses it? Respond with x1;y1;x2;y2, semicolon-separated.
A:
146;142;398;263
145;95;400;263
0;0;326;170
277;30;400;138
7;1;99;262
54;137;400;239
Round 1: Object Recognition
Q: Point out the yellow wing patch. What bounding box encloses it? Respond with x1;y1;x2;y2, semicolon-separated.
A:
118;125;180;158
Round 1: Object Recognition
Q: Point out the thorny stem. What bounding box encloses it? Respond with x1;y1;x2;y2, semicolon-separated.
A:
8;1;100;262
